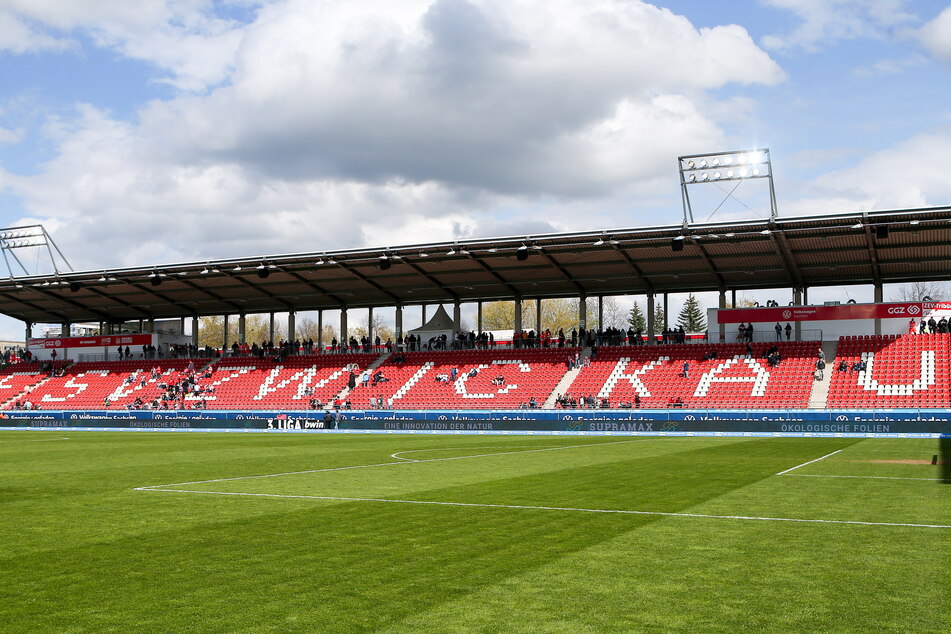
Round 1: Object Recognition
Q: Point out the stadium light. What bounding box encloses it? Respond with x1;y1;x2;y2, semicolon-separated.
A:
593;239;604;246
678;148;778;224
200;268;209;274
315;259;324;266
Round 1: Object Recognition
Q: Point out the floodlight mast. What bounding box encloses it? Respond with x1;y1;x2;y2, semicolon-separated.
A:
678;148;778;225
0;224;74;279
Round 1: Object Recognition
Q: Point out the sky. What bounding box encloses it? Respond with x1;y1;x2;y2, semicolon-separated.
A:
1;0;950;339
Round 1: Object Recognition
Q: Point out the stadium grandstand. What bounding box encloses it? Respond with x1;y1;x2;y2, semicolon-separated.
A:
2;204;951;417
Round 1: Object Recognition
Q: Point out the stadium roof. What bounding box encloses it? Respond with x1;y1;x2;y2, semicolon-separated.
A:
3;206;951;325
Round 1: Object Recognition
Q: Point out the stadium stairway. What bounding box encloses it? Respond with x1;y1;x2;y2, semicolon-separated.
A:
333;350;392;404
807;341;838;409
0;374;51;409
543;347;591;409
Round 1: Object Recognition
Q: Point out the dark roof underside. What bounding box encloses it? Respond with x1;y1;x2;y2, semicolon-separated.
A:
3;206;950;324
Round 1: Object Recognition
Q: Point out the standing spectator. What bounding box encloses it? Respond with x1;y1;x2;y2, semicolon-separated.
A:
774;322;782;340
784;323;792;340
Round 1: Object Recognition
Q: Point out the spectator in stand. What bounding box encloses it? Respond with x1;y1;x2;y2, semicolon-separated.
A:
361;370;370;388
774;323;782;340
909;318;918;334
634;394;641;408
682;361;689;378
920;320;927;334
347;371;356;391
746;323;754;342
852;359;867;372
940;316;949;333
785;323;792;340
737;323;746;342
928;317;937;333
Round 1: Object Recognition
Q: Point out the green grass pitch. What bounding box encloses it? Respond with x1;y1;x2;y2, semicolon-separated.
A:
1;431;949;632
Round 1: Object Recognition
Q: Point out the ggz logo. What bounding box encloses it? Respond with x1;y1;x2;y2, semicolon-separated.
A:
907;305;921;315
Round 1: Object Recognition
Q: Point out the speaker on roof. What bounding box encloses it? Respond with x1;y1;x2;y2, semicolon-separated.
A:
69;282;81;293
671;239;683;252
875;225;889;239
257;268;270;279
516;250;529;261
150;277;162;287
379;260;391;271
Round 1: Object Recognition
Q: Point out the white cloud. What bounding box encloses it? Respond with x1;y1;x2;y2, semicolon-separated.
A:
761;0;917;52
0;0;256;91
782;127;951;215
4;0;785;269
918;5;951;66
0;126;23;144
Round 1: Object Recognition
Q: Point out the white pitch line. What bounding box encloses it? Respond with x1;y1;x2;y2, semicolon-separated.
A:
0;436;70;442
135;488;951;529
786;473;950;482
776;449;842;476
136;439;642;490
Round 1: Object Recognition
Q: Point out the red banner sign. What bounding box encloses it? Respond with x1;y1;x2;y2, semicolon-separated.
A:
718;302;951;324
28;334;153;349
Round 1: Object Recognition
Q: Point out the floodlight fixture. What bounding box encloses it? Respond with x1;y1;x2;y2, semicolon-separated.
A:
446;249;456;256
593;239;604;246
327;258;337;265
98;276;107;282
678;147;778;224
233;265;242;271
418;252;428;258
517;244;528;251
315;259;325;266
910;219;920;225
200;268;209;274
256;263;266;270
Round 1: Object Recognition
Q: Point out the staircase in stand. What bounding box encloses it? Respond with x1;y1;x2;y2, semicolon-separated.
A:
543;348;590;409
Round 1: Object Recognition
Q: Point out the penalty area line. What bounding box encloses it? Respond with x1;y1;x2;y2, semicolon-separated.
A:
776;449;842;476
133;488;951;529
136;438;643;490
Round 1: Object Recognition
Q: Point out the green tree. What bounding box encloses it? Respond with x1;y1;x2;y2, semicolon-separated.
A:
654;306;665;331
677;293;706;332
628;303;646;331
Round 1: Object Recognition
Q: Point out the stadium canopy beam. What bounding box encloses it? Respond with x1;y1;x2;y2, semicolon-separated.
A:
0;290;68;323
862;219;883;287
686;239;726;290
223;271;293;311
173;278;244;315
27;286;112;322
280;269;347;307
539;251;585;294
399;259;460;302
765;223;804;289
84;286;152;319
333;260;402;303
128;281;200;317
465;252;521;297
610;244;654;293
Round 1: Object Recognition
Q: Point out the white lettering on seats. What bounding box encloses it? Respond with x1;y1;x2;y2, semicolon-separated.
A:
859;350;935;396
187;367;253;401
693;356;769;397
453;360;530;399
0;374;37;390
389;362;434;404
254;363;358;400
599;357;670;399
41;371;105;402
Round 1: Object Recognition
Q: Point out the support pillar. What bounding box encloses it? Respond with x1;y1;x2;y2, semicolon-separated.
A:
61;321;70;338
647;294;655;345
148;317;155;333
718;289;727;342
288;311;296;343
395;306;403;340
223;315;229;352
578;295;587;332
597;296;604;331
238;313;247;345
138;319;144;333
514;298;523;347
453;301;461;334
731;289;737;308
663;292;669;330
367;307;374;345
873;283;883;336
340;308;348;343
536;299;542;333
180;317;185;337
317;310;324;352
421;305;427;326
25;321;32;350
793;288;803;341
269;312;275;343
477;302;483;333
191;316;198;347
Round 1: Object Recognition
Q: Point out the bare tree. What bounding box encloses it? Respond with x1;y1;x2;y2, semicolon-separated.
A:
890;281;948;302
